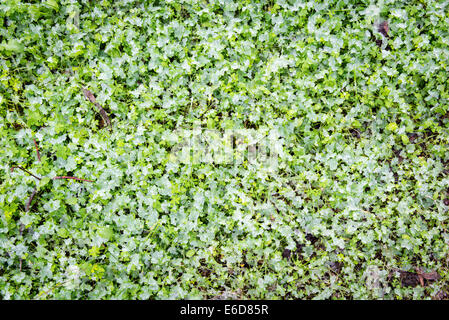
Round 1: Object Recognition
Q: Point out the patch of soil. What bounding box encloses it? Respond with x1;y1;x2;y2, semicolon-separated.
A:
305;233;319;244
349;128;361;139
329;261;344;274
282;242;304;260
433;290;449;300
399;271;421;287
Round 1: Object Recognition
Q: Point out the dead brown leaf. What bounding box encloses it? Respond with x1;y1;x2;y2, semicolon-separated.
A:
399;268;441;287
417;267;441;281
82;88;96;104
378;21;389;38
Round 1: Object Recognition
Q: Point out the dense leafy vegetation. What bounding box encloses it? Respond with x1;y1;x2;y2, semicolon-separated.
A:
1;0;449;299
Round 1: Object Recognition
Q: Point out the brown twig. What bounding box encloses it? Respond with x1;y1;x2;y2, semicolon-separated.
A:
33;138;41;162
52;176;93;182
25;187;38;212
10;166;41;180
82;88;112;128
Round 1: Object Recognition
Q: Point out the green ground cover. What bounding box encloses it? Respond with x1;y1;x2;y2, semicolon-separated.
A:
1;0;449;299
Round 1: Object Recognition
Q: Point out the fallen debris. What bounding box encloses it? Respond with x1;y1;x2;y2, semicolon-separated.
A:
10;138;94;213
33;138;41;162
82;88;112;128
374;20;391;50
25;187;38;212
52;176;93;182
398;268;440;287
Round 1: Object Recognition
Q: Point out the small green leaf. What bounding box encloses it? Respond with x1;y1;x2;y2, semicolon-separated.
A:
66;197;78;205
57;228;69;238
89;246;100;257
401;134;409;144
386;122;398;132
39;177;51;188
352;120;362;128
0;40;24;54
97;226;113;241
45;0;59;10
